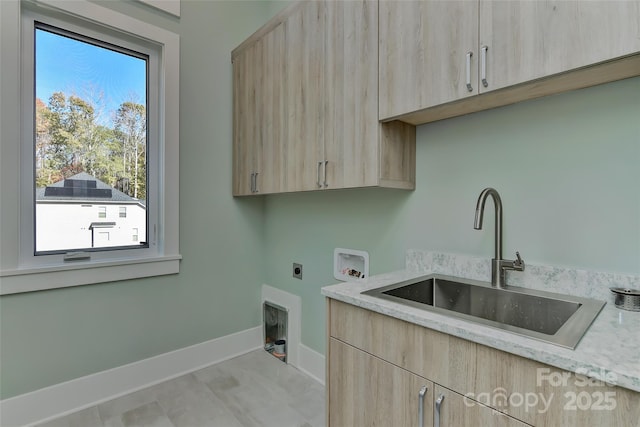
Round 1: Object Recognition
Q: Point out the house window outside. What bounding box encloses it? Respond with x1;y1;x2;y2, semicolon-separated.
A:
120;207;127;218
98;207;107;218
132;228;139;242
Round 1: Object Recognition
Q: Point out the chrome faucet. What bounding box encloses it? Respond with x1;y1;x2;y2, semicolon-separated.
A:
473;188;524;288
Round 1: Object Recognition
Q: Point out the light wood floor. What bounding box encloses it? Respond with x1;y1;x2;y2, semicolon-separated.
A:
35;350;325;427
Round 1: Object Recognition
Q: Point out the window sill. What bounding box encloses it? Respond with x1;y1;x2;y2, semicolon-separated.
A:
0;255;182;295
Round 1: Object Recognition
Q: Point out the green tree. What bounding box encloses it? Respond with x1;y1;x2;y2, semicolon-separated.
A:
39;92;97;180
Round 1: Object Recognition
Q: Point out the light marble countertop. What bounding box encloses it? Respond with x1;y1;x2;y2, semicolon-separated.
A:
322;264;640;393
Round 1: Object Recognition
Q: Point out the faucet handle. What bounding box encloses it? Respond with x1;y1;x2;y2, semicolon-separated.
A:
514;251;525;270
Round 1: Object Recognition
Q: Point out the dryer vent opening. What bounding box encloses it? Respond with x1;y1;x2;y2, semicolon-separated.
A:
263;301;288;363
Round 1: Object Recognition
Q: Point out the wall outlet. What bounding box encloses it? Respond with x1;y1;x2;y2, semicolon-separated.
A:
293;263;302;280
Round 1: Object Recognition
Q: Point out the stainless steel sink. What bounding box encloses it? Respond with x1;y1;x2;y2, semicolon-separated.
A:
362;274;605;349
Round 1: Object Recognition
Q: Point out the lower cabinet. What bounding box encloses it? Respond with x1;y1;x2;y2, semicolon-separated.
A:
329;338;528;427
327;299;640;427
329;337;433;426
432;385;528;427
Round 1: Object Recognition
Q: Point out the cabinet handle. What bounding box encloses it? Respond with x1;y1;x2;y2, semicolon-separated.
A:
323;160;328;188
254;172;259;193
465;52;473;92
418;386;428;427
250;172;255;193
317;162;323;188
481;45;488;88
435;394;445;427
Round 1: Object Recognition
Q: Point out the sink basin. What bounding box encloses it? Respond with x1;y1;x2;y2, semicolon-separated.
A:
362;274;605;349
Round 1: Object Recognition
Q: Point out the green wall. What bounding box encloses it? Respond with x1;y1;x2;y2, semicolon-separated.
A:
264;77;640;355
0;0;272;400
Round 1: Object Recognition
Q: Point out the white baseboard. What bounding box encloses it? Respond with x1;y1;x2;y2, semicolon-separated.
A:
298;343;326;386
0;326;262;427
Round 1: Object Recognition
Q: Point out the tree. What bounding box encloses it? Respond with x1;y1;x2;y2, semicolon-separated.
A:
35;98;60;187
114;101;146;198
40;92;97;180
34;92;146;196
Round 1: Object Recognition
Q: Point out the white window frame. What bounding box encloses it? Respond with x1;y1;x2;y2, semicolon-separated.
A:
0;0;180;295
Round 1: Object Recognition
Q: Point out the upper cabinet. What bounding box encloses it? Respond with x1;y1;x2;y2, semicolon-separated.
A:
379;0;640;124
323;0;415;191
284;0;325;192
233;0;638;196
480;0;640;93
232;38;258;196
232;0;415;196
379;1;479;120
232;23;286;195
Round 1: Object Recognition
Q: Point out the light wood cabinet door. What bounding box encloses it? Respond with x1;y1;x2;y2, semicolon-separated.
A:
324;0;379;189
256;23;286;194
232;41;260;196
323;0;416;190
479;0;640;93
378;0;478;120
433;385;529;427
329;338;434;427
232;24;286;195
285;0;325;192
329;299;477;391
474;343;640;426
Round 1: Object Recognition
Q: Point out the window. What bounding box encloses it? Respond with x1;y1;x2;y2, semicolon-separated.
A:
34;25;147;254
0;0;180;294
132;228;139;242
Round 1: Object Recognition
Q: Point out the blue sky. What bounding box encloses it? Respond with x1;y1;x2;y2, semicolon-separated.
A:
36;28;147;126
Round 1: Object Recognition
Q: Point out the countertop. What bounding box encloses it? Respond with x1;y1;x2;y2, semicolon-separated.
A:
322;267;640;393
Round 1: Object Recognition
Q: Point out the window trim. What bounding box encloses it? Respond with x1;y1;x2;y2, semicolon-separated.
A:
0;0;180;295
25;8;158;260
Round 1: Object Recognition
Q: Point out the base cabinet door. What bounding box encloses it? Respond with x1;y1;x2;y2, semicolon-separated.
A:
329;338;434;427
433;385;528;427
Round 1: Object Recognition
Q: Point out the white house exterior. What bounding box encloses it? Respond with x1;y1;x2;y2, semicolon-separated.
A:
36;172;147;252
